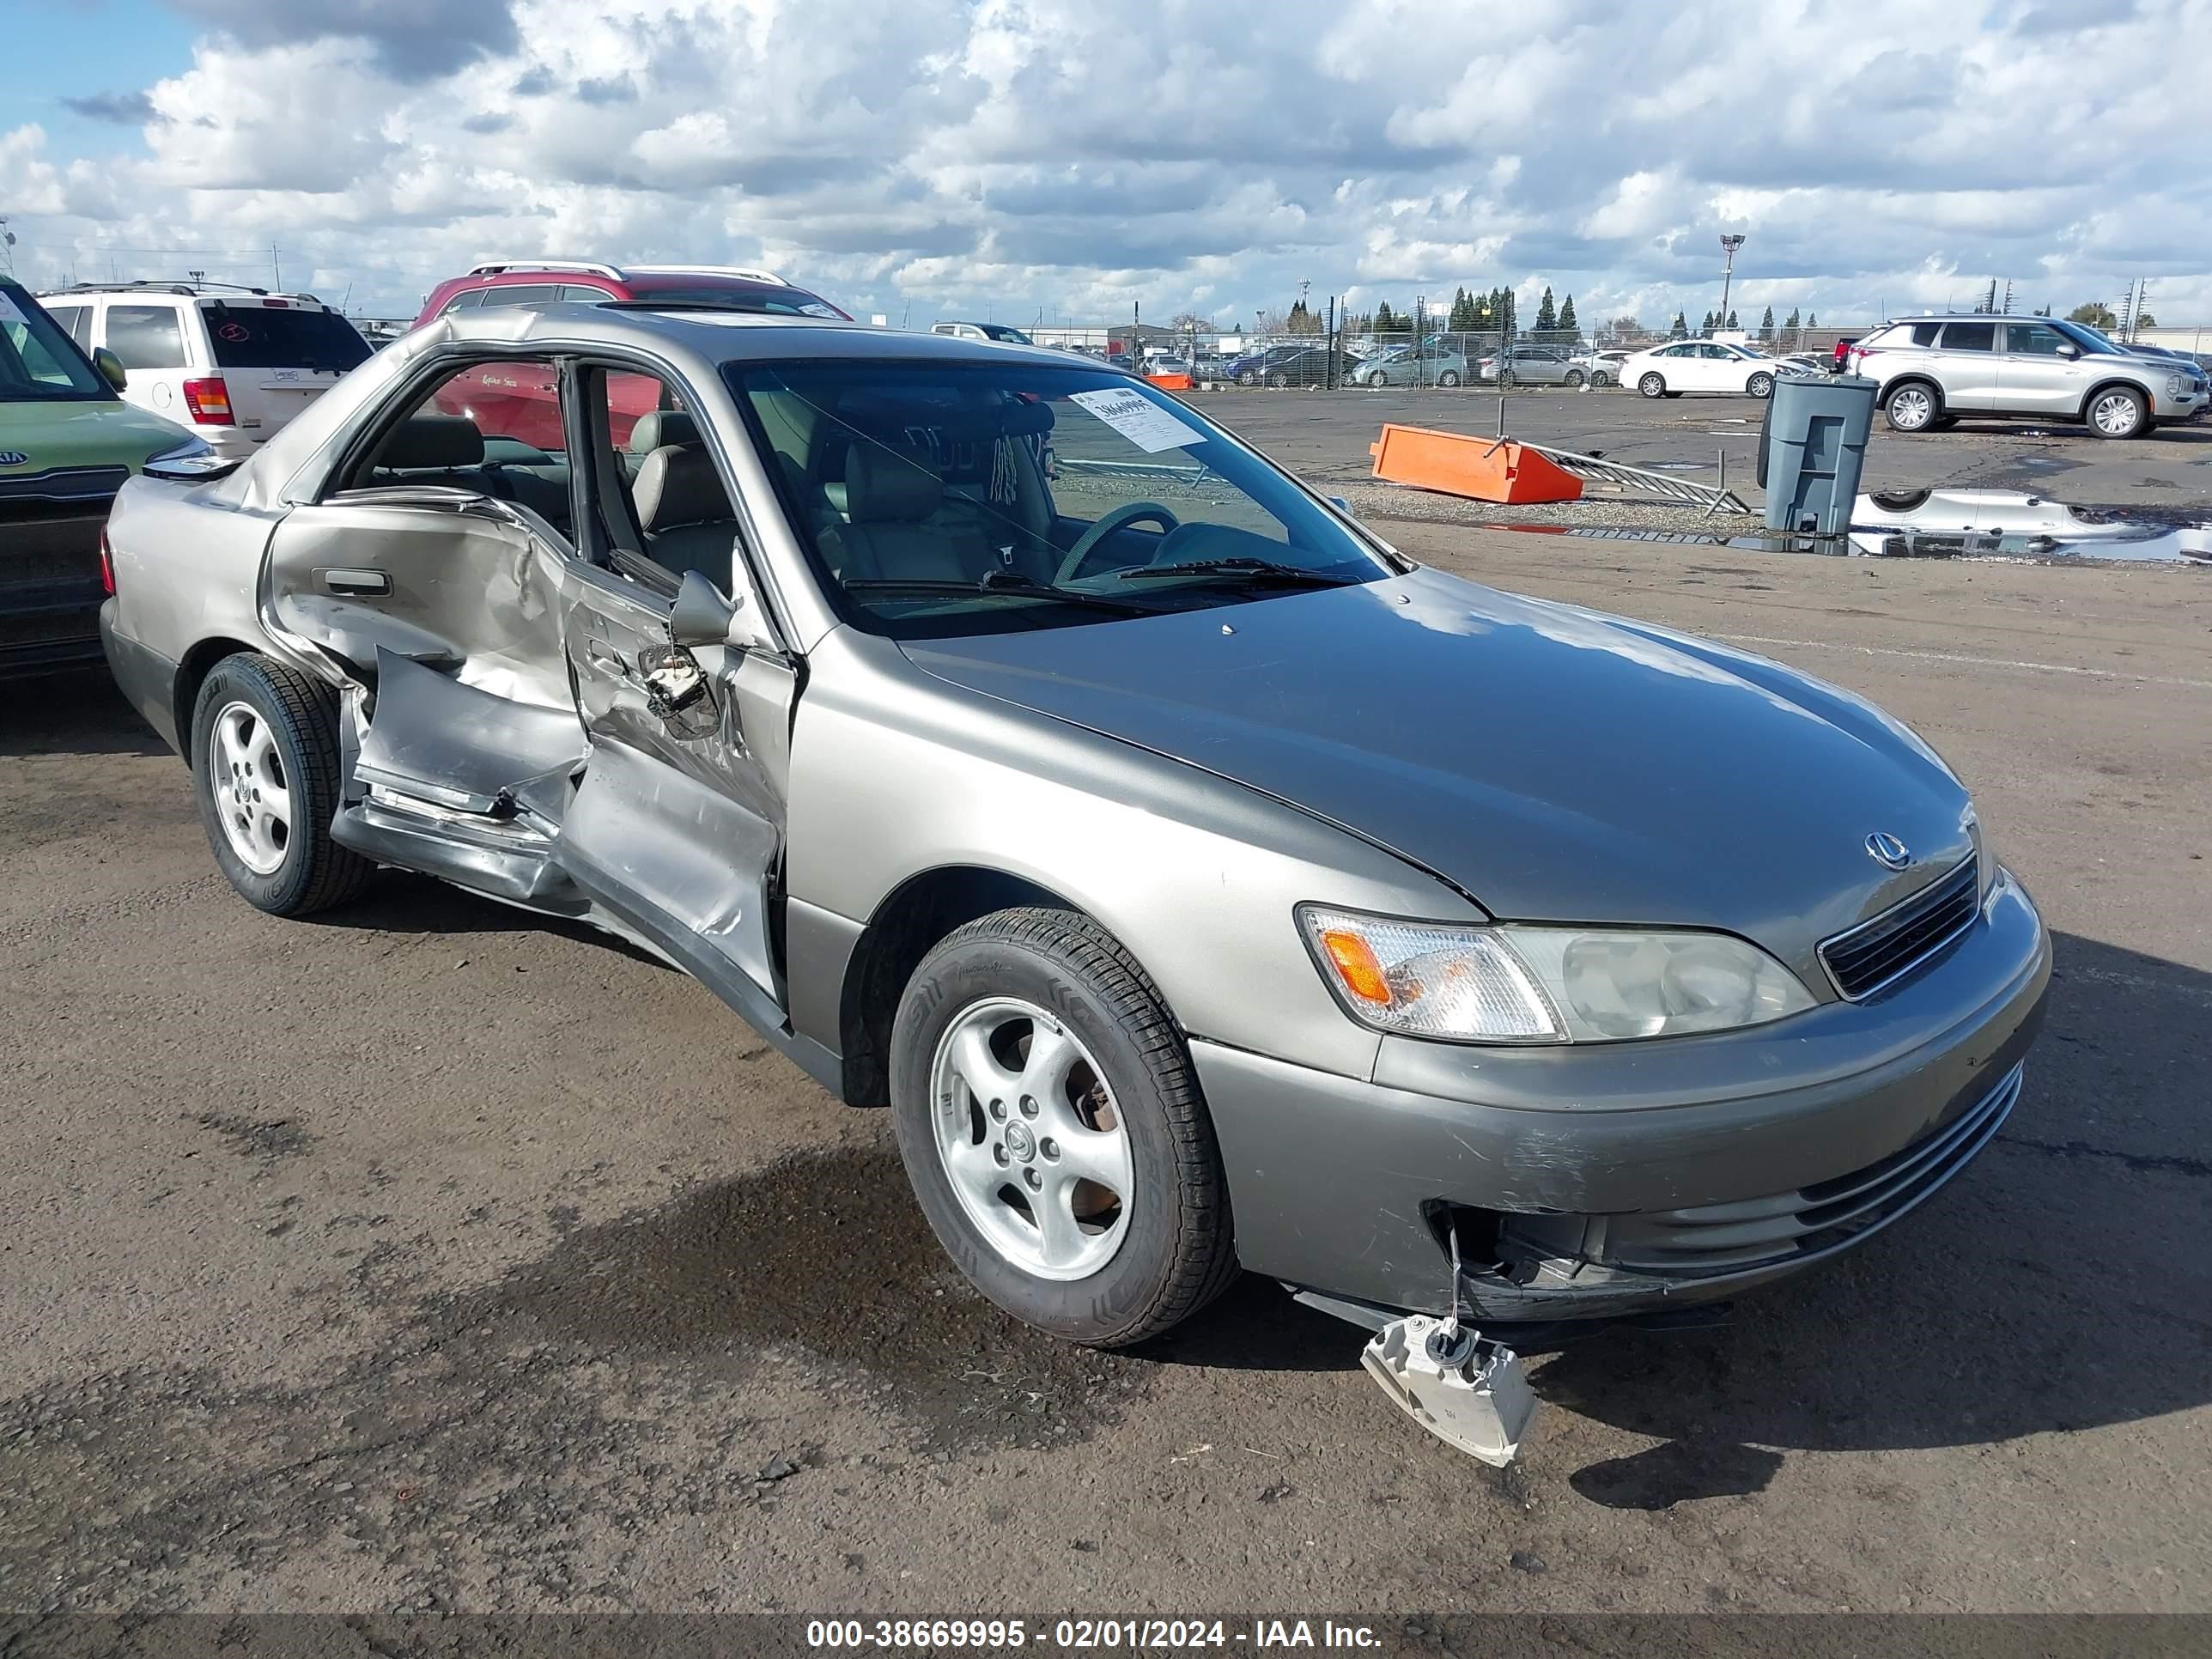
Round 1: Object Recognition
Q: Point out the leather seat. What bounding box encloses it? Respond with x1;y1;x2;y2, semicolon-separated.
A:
630;444;736;587
626;409;699;459
823;445;997;585
368;413;487;487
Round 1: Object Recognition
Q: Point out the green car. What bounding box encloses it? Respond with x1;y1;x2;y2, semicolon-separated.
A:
2;278;198;675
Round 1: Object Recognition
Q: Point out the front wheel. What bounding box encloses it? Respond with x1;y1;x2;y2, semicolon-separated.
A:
2086;386;2148;440
1436;369;1461;388
1236;369;1256;387
1747;372;1774;398
191;653;371;917
1638;372;1666;398
1364;370;1386;388
1564;369;1586;388
889;908;1238;1347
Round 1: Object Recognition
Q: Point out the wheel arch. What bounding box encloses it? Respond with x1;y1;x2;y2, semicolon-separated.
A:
836;865;1108;1108
1884;372;1945;407
173;636;267;765
2075;377;2149;422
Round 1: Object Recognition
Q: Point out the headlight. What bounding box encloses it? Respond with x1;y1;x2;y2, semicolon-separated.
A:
1299;907;1814;1043
2167;375;2185;396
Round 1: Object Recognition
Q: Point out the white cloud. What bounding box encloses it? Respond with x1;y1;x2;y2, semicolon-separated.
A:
5;0;2209;331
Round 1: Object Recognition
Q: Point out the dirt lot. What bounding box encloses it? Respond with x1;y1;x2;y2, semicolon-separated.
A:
3;525;2209;1626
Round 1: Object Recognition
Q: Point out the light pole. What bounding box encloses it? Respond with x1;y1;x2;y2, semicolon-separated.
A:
1717;234;1746;335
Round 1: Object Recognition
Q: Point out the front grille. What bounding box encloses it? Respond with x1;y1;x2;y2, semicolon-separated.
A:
1820;854;1980;1000
1600;1063;2023;1276
0;465;129;505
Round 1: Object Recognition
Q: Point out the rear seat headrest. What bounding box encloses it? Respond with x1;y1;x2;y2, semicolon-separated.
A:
375;413;484;470
633;444;732;532
845;444;943;523
627;410;700;456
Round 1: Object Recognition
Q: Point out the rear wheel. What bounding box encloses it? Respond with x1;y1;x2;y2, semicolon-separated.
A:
191;653;370;917
889;908;1238;1347
1592;371;1613;387
1364;370;1386;388
1437;369;1461;388
1638;372;1666;398
1884;381;1941;433
1496;369;1517;389
1266;370;1287;389
2086;386;2148;439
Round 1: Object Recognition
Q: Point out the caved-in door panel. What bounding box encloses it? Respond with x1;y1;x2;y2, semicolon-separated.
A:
556;565;791;1004
354;647;585;813
265;501;572;707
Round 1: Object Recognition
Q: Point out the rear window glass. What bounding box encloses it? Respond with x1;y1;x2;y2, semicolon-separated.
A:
204;305;371;371
1910;323;1942;346
1941;322;1996;352
106;306;188;369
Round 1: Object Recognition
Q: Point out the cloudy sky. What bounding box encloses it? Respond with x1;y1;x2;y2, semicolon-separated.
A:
6;0;2208;332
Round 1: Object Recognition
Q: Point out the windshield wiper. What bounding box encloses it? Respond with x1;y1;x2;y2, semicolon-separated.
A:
1116;556;1354;588
842;574;1154;615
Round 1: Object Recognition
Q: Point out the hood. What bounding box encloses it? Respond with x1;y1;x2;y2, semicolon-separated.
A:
901;566;1975;969
0;399;193;477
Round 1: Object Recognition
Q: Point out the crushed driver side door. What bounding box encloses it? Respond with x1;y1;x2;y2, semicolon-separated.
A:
548;363;805;1057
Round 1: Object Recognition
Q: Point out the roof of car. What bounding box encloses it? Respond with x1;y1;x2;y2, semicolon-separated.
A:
438;301;1108;371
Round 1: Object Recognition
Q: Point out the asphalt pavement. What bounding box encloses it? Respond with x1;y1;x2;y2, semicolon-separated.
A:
2;520;2209;1623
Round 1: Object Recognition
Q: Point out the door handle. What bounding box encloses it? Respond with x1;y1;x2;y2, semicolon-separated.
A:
585;643;635;678
321;568;392;596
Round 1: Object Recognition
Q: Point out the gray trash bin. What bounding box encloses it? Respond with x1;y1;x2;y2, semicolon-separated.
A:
1760;374;1877;535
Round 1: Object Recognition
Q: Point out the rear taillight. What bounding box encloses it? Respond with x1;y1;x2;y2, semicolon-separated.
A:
181;376;234;425
99;529;115;596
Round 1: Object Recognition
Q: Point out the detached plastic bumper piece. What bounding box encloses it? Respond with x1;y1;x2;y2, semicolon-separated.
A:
1361;1315;1540;1467
1368;423;1583;504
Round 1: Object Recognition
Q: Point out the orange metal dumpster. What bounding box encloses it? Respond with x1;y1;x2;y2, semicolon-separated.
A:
1145;372;1194;390
1368;424;1583;505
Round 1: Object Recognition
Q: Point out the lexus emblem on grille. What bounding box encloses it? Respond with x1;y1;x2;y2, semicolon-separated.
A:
1865;831;1911;870
0;451;27;467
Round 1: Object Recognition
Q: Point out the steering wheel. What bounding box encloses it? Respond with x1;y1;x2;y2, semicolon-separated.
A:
1054;501;1182;585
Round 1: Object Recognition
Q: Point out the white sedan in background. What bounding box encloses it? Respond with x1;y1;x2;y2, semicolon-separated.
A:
1619;340;1807;399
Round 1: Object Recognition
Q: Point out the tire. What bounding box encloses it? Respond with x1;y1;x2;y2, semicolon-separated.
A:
1638;372;1666;398
889;907;1238;1348
1495;370;1516;389
191;653;371;917
1592;372;1613;387
1236;369;1256;387
1436;370;1461;388
1747;372;1774;398
1266;371;1287;389
1565;369;1586;389
1364;370;1386;388
2084;385;2148;440
1884;381;1941;433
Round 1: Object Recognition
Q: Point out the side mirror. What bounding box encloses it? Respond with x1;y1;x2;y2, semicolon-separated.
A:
670;564;773;653
2056;343;2081;360
94;347;128;392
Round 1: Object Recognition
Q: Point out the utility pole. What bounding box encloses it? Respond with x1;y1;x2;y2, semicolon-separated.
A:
1717;234;1746;336
270;246;282;290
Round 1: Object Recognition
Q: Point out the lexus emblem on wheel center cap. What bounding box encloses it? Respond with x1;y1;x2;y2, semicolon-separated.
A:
1003;1121;1036;1163
1865;831;1911;870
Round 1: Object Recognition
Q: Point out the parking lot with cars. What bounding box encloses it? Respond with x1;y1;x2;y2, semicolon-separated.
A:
5;364;2208;1620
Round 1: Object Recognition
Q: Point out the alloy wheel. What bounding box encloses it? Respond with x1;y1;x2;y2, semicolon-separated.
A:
210;700;292;877
929;997;1133;1281
1888;386;1935;430
2091;390;2142;436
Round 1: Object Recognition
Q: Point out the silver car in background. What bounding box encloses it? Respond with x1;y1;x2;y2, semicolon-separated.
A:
99;304;2049;1354
1355;345;1468;387
1849;315;2208;437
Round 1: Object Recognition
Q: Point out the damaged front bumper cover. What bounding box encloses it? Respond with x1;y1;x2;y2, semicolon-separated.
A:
1197;871;2050;1327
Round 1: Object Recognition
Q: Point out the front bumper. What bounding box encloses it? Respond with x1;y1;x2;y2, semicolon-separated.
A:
2154;386;2207;418
1195;871;2050;1322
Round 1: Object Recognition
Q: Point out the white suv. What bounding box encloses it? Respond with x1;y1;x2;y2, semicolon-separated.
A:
1847;315;2207;439
35;282;373;459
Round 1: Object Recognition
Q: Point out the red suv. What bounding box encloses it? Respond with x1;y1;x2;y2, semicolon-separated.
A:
410;260;850;450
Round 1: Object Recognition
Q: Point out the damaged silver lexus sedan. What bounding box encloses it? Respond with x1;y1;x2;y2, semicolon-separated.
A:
100;304;2050;1351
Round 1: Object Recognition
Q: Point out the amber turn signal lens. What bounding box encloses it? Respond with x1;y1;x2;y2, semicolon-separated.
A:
1319;927;1393;1006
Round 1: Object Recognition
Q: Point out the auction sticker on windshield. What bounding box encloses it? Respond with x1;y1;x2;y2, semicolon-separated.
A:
1067;386;1206;453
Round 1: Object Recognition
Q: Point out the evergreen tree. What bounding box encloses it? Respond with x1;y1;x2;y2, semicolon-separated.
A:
1806;311;1818;327
1700;310;1716;332
1534;285;1558;333
1557;295;1577;337
1373;300;1397;332
1726;309;1739;330
1671;310;1688;337
1759;304;1775;342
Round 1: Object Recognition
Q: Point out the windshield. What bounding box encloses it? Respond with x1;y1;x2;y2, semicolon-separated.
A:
729;360;1395;638
0;286;112;401
205;304;372;371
